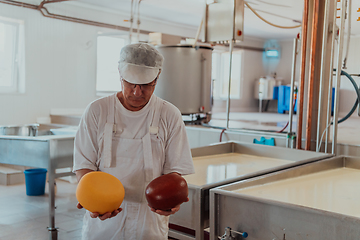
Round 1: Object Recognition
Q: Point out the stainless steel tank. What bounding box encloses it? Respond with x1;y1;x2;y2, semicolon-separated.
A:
155;44;213;120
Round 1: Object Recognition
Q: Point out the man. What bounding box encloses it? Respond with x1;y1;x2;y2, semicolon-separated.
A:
73;43;195;240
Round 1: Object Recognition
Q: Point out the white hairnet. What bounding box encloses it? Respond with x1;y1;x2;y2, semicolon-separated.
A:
118;43;164;84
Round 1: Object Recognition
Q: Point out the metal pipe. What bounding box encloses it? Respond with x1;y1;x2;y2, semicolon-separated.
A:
316;0;330;152
192;12;204;48
325;2;338;153
136;0;142;42
218;43;265;52
0;0;151;34
129;0;134;43
332;0;348;154
296;0;310;149
38;0;71;9
342;0;351;69
0;0;38;9
226;40;234;129
305;0;320;150
287;37;298;148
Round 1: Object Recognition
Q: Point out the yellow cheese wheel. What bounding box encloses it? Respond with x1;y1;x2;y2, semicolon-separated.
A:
76;171;125;215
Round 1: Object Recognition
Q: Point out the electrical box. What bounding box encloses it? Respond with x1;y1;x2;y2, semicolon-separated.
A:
205;0;244;42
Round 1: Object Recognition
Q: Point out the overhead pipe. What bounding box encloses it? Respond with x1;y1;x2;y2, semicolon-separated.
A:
38;0;72;8
0;0;38;9
296;0;310;149
0;0;151;34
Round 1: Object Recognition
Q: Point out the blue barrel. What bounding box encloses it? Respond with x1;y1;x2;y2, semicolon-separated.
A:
24;168;47;196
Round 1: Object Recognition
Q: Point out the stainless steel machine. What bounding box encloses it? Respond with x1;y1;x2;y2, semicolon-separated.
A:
210;155;360;240
154;44;213;123
168;141;332;240
0;124;76;240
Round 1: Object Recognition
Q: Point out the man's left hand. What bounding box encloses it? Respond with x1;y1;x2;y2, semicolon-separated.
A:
149;197;189;216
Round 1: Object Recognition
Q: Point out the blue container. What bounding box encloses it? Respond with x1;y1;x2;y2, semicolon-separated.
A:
24;168;47;196
277;86;335;114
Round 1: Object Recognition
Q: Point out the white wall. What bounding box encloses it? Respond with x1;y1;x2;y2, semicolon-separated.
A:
0;2;197;125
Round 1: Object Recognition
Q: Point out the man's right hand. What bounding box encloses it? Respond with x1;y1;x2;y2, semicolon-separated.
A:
77;202;122;221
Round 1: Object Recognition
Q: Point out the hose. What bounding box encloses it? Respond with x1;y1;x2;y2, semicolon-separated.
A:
331;69;360;124
201;122;227;142
244;1;301;29
276;89;297;133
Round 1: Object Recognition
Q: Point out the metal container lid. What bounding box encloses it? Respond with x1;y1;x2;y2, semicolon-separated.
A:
156;43;213;50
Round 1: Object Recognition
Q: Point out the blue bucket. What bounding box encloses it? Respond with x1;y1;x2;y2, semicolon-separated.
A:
24;168;47;196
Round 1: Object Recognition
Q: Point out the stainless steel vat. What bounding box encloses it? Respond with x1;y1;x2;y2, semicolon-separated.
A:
0;124;39;136
0;124;75;240
169;141;332;240
210;155;360;240
154;44;213;118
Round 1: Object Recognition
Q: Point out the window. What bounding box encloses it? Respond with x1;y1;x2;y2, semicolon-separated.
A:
95;33;149;95
212;49;242;99
0;17;25;94
96;35;126;95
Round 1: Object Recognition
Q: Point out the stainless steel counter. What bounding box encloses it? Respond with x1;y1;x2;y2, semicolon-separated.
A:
210;155;360;240
169;141;332;240
0;124;76;240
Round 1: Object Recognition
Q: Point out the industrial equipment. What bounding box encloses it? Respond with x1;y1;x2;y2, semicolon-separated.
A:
210;155;360;240
168;141;332;240
253;76;277;101
154;44;213;123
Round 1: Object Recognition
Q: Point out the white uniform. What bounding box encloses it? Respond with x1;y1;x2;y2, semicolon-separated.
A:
73;93;195;240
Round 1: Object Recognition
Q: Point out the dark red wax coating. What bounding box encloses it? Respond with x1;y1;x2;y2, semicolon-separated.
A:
145;174;188;211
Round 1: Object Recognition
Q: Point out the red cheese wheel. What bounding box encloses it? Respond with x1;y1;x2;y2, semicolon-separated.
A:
76;171;125;215
145;173;188;211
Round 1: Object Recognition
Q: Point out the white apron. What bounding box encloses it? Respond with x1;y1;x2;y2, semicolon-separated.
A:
81;95;169;240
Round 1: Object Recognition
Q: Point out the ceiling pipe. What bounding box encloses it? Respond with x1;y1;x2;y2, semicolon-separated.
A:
0;0;151;34
0;0;38;9
296;0;310;150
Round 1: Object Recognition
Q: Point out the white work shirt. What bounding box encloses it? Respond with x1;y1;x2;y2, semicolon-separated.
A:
73;93;194;240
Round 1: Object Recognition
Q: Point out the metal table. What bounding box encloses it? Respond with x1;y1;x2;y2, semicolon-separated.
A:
0;124;75;240
169;141;332;240
210;155;360;240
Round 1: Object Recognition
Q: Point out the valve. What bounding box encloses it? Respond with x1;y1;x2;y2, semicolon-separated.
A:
218;227;248;240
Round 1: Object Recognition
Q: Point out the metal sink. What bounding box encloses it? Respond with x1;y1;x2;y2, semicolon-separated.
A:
0;123;77;137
